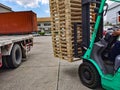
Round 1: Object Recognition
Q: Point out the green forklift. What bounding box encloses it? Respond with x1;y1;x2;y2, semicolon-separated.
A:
78;0;120;90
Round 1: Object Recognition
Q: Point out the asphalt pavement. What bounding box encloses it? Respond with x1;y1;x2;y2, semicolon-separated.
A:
0;36;90;90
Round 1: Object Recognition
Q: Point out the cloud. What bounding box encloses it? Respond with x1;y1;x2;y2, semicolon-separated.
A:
39;0;49;4
45;9;50;14
7;0;49;8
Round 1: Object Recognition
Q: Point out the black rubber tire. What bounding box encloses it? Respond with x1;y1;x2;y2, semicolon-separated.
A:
78;62;101;89
22;49;27;58
7;44;22;68
2;56;9;68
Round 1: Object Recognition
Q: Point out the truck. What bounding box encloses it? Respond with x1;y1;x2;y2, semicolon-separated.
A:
0;11;37;68
0;35;33;68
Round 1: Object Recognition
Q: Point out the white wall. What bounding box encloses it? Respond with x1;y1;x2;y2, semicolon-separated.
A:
106;5;120;25
37;22;51;34
0;7;12;13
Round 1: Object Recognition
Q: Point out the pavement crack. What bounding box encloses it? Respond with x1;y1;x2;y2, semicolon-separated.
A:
20;65;58;68
56;60;60;90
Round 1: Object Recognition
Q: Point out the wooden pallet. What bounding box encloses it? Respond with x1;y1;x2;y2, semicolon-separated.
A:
50;0;60;58
90;3;96;23
50;0;97;62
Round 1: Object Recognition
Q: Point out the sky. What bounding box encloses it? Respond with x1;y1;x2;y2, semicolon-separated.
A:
0;0;50;17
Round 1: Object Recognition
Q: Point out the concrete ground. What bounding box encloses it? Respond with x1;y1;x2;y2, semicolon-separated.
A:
0;36;92;90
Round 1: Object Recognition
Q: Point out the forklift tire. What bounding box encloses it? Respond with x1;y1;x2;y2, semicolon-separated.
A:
7;44;22;68
78;61;101;89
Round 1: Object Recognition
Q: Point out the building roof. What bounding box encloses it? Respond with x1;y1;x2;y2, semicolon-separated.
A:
108;2;120;11
37;17;51;22
0;3;13;11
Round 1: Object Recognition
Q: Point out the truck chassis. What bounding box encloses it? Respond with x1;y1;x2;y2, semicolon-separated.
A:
0;35;33;68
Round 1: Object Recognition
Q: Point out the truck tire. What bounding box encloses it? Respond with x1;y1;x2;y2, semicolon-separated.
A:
2;56;9;68
7;44;22;68
22;49;26;58
78;61;101;89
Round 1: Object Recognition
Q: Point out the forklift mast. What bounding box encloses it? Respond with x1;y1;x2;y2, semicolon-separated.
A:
81;0;103;51
73;0;103;57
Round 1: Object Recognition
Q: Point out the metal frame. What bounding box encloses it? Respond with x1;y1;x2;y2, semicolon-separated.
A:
81;0;90;49
73;22;81;57
81;0;103;49
73;0;103;57
95;0;103;42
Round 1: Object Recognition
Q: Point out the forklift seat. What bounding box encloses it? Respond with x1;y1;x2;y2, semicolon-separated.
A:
91;39;108;74
115;55;120;71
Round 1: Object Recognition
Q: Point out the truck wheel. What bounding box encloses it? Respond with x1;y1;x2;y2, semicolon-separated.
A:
22;49;26;58
2;56;9;68
7;44;22;68
78;62;101;89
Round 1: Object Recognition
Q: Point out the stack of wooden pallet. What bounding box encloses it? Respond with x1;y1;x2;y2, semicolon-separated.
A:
50;0;60;57
50;0;96;62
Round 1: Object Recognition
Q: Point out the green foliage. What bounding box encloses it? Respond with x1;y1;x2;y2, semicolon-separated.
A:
104;22;113;26
38;32;45;36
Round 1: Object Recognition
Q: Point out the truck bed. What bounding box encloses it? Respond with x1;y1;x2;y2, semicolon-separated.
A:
0;35;33;47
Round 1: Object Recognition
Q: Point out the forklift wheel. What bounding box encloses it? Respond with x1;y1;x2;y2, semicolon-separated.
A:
78;62;101;89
